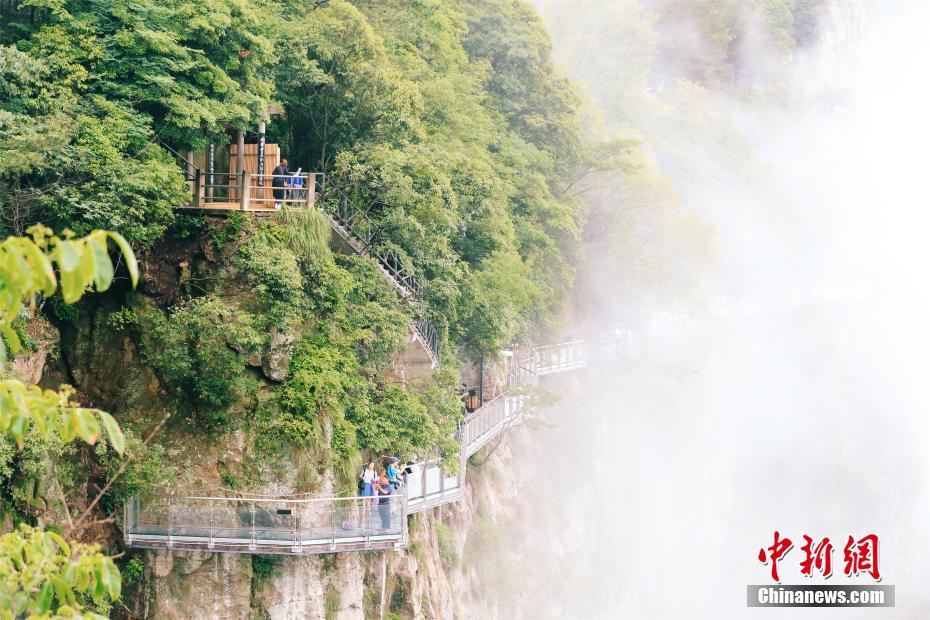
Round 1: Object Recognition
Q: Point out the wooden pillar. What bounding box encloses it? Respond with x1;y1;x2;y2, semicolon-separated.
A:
240;171;251;211
236;129;245;175
192;169;202;208
235;130;245;205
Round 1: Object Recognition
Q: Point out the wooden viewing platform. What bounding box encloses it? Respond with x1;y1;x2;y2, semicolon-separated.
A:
179;169;321;213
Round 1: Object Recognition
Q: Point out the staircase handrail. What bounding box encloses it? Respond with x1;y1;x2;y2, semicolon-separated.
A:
158;141;200;181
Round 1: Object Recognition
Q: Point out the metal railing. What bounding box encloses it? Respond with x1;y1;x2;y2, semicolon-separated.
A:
329;189;379;249
124;490;407;555
533;340;587;375
457;393;529;457
412;318;440;367
405;455;466;514
239;172;317;209
455;345;548;456
190;170;320;210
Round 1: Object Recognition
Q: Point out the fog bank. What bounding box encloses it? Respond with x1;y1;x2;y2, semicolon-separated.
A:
484;1;930;617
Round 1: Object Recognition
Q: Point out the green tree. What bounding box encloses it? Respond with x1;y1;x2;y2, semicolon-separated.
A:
0;226;135;619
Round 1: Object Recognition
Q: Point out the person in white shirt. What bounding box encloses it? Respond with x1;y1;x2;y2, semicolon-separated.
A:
360;462;376;498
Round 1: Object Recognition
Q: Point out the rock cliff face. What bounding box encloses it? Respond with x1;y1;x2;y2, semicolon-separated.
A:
123;427;532;620
3;303;539;619
21;230;539;619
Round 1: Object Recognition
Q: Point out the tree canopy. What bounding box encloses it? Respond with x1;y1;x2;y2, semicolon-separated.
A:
1;0;587;355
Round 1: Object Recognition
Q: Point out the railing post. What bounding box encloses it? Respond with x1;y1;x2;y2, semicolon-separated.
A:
124;498;133;547
167;497;173;549
306;173;316;208
331;500;337;552
293;500;300;554
208;500;214;549
401;484;409;546
249;502;256;550
364;500;371;549
192;168;202;209
240;171;251;211
235;129;245;177
207;142;215;202
295;504;302;554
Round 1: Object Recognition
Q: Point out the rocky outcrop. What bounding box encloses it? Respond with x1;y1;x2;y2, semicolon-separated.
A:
139;551;253;619
10;316;58;385
254;554;365;619
35;229;532;619
261;326;295;382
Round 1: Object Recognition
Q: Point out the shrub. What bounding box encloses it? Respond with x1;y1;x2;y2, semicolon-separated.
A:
0;430;77;519
270;207;332;264
141;296;263;429
7;317;36;355
212;211;247;250
123;556;145;584
352;387;433;459
436;522;457;567
220;471;238;489
252;555;283;587
171;214;205;240
324;584;340;620
238;235;306;329
302;255;409;369
389;579;409;612
105;307;139;332
44;296;80;322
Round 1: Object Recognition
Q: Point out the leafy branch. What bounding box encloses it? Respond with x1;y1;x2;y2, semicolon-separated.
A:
0;225;137;450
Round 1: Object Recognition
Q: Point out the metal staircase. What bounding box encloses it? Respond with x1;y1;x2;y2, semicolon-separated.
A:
318;187;441;368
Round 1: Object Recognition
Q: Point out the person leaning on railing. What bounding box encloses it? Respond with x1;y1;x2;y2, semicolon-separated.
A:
375;472;393;531
272;158;289;208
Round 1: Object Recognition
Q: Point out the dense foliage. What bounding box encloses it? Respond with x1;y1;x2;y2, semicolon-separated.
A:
137;295;264;429
1;0;587;354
